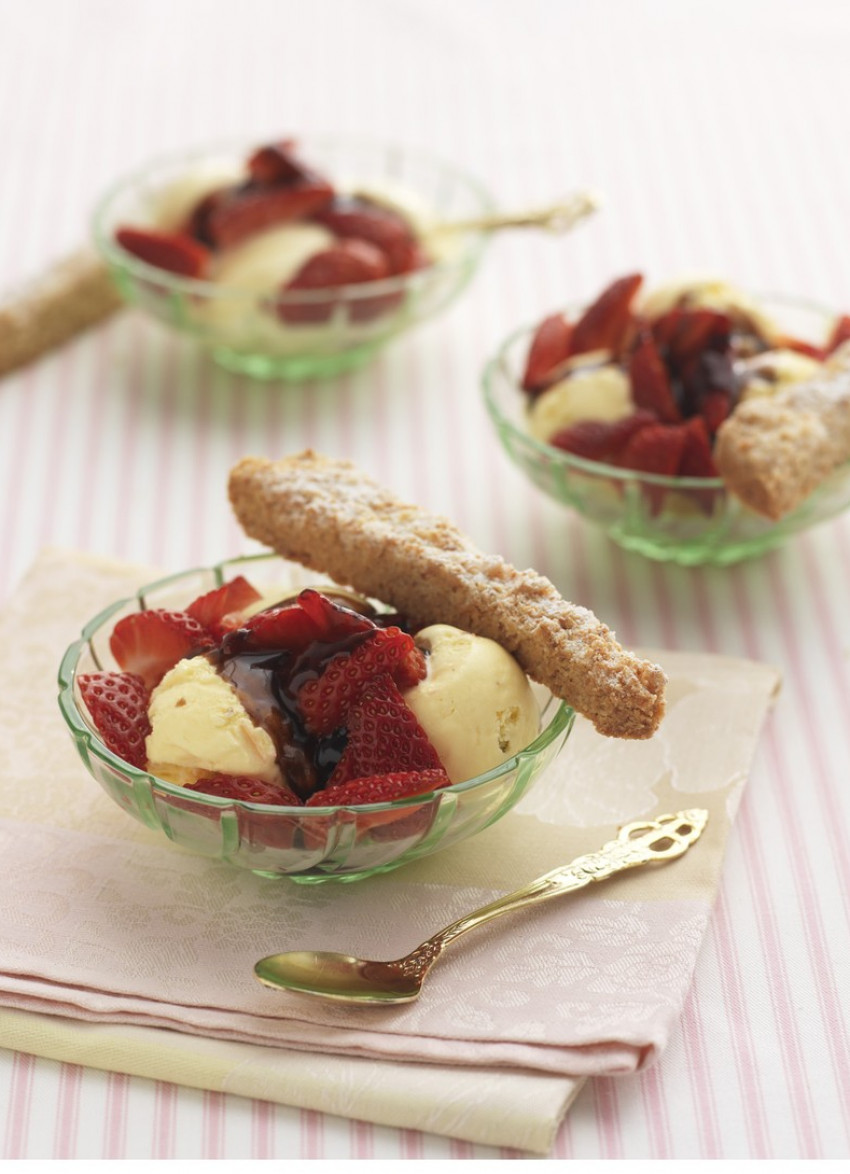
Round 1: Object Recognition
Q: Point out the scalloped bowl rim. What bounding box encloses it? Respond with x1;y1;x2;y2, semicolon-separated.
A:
92;135;494;305
58;556;575;818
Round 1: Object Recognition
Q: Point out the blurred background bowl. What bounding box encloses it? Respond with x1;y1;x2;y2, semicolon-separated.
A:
93;138;493;381
483;296;850;567
58;554;575;883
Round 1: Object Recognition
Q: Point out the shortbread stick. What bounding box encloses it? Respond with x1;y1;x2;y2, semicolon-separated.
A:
0;249;122;379
715;351;850;520
229;451;666;740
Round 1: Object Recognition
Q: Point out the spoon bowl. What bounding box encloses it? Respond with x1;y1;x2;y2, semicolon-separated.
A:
254;809;708;1004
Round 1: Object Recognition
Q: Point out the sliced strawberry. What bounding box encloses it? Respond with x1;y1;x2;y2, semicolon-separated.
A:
298;627;427;735
78;671;151;769
231;589;376;654
521;313;573;394
826;313;850;355
698;389;733;435
772;334;826;362
619;421;688;477
109;609;215;691
678;415;718;478
568;273;643;358
550;409;656;463
652;308;731;367
295;588;377;642
247;140;316;186
629;331;681;422
231;603;323;653
329;674;444;787
307;768;450;807
115;227;211;278
204;180;334;249
185;773;301;805
277;239;392;325
312;196;420;275
186;575;263;641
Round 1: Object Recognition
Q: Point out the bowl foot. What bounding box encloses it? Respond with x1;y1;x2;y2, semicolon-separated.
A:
211;342;381;381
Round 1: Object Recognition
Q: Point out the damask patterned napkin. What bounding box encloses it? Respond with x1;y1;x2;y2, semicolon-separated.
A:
0;549;780;1151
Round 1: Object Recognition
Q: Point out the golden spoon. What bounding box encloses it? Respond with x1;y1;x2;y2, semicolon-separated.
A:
423;190;600;239
254;809;708;1006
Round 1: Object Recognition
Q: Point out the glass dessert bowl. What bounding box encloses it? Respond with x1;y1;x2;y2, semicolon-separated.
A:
483;279;850;566
93;136;492;381
58;554;574;883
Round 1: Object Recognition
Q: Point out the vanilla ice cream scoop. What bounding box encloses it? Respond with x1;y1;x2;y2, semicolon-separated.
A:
403;625;540;784
527;360;633;442
146;656;281;786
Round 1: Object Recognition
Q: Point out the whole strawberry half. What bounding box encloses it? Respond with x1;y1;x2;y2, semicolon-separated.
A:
185;773;301;805
186;575;262;641
109;609;215;691
312;196;420;275
277;239;392;325
307;768;450;807
298;627;427;735
247;139;315;187
228;588;376;655
521;313;573;395
328;673;444;787
629;331;681;422
550;410;657;464
568;273;643;359
115;227;211;279
204;180;335;249
78;671;151;769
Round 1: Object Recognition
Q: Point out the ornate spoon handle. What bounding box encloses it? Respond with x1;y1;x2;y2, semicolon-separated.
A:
428;190;600;237
397;810;708;978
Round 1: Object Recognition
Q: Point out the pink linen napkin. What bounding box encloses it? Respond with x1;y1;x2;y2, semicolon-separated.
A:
0;550;780;1139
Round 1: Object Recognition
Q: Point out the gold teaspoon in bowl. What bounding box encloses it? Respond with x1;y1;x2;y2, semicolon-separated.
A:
254;808;708;1006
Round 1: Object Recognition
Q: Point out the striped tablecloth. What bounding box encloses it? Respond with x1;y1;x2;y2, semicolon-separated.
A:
1;0;849;1159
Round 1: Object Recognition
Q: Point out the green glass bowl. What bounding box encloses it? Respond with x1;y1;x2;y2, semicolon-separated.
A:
57;554;574;883
483;297;850;566
93;138;492;381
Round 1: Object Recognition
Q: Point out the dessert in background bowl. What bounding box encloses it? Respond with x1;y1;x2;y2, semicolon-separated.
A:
483;274;850;565
93;136;492;380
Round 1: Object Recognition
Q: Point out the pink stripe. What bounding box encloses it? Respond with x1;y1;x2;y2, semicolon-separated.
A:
678;988;722;1157
102;1071;129;1158
2;1051;34;1159
0;370;38;599
251;1099;274;1159
710;888;771;1157
111;317;148;561
399;1128;424;1158
152;1081;177;1159
350;1117;374;1158
735;781;822;1156
148;342;180;568
53;1062;82;1158
202;1089;226;1158
299;1108;324;1158
593;1077;623;1159
639;1064;673;1158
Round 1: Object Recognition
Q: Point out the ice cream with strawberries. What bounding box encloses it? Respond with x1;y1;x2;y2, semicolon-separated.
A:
77;574;541;810
111;138;441;343
520;272;850;481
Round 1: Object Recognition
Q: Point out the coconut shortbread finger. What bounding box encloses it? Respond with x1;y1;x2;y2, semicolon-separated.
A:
0;249;121;379
715;349;850;520
228;451;666;739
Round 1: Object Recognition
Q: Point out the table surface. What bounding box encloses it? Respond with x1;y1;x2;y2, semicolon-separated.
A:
2;0;850;1159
